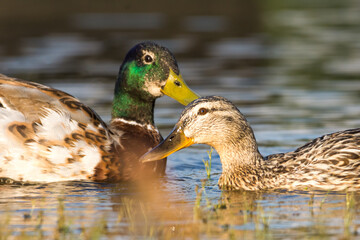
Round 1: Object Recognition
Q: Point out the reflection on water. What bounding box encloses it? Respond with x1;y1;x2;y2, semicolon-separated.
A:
1;0;360;238
0;35;103;74
184;16;228;32
74;13;165;30
2;182;360;239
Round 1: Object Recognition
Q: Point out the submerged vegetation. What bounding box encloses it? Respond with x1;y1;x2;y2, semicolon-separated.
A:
202;147;214;179
1;184;360;239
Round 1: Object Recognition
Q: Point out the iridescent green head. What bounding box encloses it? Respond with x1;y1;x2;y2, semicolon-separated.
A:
112;42;199;124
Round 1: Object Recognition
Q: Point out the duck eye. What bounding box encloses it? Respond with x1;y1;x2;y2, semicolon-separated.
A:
198;108;208;115
144;55;153;64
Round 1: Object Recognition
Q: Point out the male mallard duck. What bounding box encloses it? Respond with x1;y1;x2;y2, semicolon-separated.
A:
0;42;199;183
141;96;360;191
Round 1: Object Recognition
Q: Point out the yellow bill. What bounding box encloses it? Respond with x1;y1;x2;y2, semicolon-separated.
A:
161;69;200;105
140;125;194;163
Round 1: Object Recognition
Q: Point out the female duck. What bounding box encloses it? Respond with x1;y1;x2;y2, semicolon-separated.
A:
141;96;360;191
0;42;199;183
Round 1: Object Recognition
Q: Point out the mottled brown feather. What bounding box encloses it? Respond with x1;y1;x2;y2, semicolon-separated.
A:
170;96;360;191
0;74;166;182
92;120;166;182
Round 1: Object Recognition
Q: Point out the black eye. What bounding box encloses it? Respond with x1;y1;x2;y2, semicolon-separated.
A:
144;55;153;63
198;108;208;115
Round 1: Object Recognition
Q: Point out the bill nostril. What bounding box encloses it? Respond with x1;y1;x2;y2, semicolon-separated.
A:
174;80;181;87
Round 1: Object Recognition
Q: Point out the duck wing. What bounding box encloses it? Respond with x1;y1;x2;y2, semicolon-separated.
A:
266;128;360;190
0;74;107;128
0;74;113;182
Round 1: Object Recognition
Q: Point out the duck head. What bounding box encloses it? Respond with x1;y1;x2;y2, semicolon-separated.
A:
112;42;199;124
115;42;198;103
140;96;258;165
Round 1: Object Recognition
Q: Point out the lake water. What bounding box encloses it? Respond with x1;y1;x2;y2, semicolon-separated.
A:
1;0;360;239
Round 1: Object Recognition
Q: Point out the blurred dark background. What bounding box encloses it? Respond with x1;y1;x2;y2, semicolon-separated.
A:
0;0;262;77
0;0;359;132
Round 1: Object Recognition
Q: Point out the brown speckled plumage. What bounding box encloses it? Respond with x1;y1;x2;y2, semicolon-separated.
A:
93;119;165;182
0;74;113;181
142;96;360;191
0;75;166;182
0;42;199;183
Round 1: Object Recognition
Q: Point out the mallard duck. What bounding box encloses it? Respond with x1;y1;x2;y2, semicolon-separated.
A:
141;96;360;191
0;42;199;183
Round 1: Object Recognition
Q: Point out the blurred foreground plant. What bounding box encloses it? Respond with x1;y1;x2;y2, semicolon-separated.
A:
202;147;213;179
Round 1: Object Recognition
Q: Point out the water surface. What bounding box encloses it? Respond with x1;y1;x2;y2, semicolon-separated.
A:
1;0;360;238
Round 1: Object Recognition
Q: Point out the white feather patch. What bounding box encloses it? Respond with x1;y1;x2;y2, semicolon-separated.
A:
45;146;73;165
0;108;26;148
36;108;78;140
0;107;109;182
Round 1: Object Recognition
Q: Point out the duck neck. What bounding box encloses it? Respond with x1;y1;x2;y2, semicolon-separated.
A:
112;89;155;125
217;141;265;174
214;135;273;190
